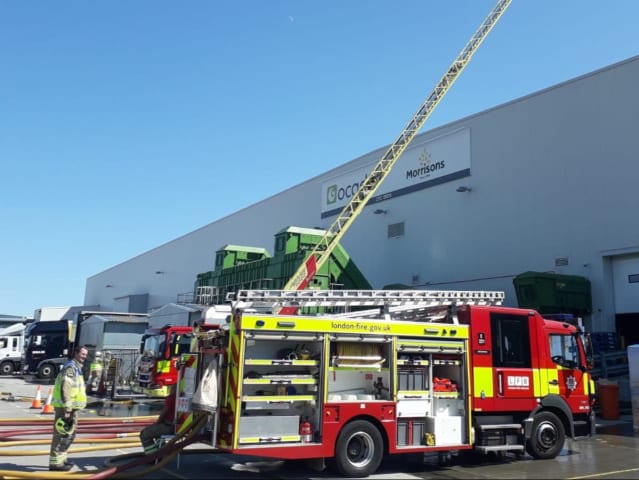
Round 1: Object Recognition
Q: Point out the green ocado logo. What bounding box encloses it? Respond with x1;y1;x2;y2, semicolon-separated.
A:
326;185;338;204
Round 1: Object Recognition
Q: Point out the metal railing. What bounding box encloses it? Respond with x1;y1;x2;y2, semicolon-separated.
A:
98;349;145;399
590;350;629;379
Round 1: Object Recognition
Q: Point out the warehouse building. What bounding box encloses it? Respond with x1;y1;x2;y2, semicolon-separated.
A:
85;55;639;345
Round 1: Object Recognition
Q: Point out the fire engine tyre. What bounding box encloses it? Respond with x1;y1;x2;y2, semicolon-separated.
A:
525;411;565;460
0;362;14;375
37;363;56;380
333;420;383;478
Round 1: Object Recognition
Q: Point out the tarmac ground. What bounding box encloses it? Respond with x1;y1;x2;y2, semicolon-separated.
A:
0;375;638;479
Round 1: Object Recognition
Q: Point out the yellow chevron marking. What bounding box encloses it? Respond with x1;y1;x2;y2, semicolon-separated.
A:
547;368;560;395
473;367;494;398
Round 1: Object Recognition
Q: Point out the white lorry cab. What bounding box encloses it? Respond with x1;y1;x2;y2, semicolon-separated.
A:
0;322;26;375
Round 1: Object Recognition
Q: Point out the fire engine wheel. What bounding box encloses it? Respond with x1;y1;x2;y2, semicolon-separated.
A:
333;420;383;478
0;361;14;375
38;363;56;380
525;411;565;459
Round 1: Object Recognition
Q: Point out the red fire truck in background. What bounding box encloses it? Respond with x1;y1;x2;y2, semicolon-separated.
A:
138;324;192;397
138;304;231;397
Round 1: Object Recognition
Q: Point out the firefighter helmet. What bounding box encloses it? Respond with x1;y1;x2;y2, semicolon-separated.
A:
55;417;75;436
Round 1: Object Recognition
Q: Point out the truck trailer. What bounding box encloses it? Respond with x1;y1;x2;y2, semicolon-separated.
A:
22;310;148;382
75;311;149;396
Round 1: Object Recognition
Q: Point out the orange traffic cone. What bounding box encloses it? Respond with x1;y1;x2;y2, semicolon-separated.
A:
41;388;54;414
30;385;42;409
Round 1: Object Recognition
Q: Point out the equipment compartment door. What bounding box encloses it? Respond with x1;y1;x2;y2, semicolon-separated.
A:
490;313;536;405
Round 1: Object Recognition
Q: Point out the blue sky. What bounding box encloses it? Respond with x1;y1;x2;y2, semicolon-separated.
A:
1;1;637;317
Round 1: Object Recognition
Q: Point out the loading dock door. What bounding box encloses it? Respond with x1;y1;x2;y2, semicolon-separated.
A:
612;254;639;346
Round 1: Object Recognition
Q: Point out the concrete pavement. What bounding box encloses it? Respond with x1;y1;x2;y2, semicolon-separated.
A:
1;375;638;479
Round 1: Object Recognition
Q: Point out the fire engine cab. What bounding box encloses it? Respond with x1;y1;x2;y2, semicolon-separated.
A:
177;289;595;477
139;304;232;397
138;325;192;397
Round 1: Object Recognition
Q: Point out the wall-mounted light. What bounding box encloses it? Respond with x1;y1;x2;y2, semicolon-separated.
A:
373;209;388;215
105;284;114;288
456;186;472;193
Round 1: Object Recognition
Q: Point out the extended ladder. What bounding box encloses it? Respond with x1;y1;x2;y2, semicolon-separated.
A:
281;0;512;296
230;288;504;310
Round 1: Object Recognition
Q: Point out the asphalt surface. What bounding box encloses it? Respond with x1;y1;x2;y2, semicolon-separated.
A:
0;375;638;479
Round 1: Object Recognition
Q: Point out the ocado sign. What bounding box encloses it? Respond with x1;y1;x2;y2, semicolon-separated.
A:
326;174;368;205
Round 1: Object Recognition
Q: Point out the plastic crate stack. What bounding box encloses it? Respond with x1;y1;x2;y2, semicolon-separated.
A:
591;332;621;353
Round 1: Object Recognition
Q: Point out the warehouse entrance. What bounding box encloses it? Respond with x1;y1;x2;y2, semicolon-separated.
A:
616;313;639;349
612;253;639;348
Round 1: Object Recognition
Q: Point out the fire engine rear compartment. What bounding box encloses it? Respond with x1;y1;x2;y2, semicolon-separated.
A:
219;313;474;458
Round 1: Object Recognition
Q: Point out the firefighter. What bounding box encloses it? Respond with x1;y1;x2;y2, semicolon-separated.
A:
48;345;88;471
87;351;103;393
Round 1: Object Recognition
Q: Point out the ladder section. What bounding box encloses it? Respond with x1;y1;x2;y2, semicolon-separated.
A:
474;424;525;454
230;289;504;310
280;0;512;295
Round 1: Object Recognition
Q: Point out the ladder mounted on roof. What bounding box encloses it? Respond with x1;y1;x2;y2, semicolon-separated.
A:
279;0;512;302
229;289;505;310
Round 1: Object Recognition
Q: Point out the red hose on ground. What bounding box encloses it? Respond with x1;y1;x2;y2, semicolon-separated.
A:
0;419;154;427
0;422;154;439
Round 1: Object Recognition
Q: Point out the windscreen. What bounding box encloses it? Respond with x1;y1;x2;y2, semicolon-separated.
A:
142;334;166;358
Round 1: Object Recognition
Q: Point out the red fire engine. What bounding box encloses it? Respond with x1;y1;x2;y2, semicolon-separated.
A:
139;304;232;397
176;289;595;477
138;325;193;397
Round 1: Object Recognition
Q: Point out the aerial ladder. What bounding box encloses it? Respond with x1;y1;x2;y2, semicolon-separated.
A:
232;288;505;309
230;288;505;322
279;0;512;311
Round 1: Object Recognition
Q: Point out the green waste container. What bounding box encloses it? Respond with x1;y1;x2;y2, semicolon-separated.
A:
513;271;592;315
597;383;620;420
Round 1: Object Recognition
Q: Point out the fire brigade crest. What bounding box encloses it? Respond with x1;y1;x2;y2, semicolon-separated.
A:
565;375;577;391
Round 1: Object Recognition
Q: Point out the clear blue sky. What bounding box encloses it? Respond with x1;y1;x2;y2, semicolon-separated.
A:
1;1;637;317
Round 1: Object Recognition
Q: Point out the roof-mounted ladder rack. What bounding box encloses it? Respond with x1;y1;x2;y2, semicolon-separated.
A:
228;289;505;310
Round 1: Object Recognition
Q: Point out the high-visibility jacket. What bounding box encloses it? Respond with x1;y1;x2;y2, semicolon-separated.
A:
52;359;87;410
89;357;103;374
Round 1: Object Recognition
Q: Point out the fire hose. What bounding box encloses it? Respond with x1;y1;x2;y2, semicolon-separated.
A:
0;433;142;457
0;415;155;439
0;423;155;441
90;412;210;479
0;412;211;479
0;434;138;446
0;416;157;426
